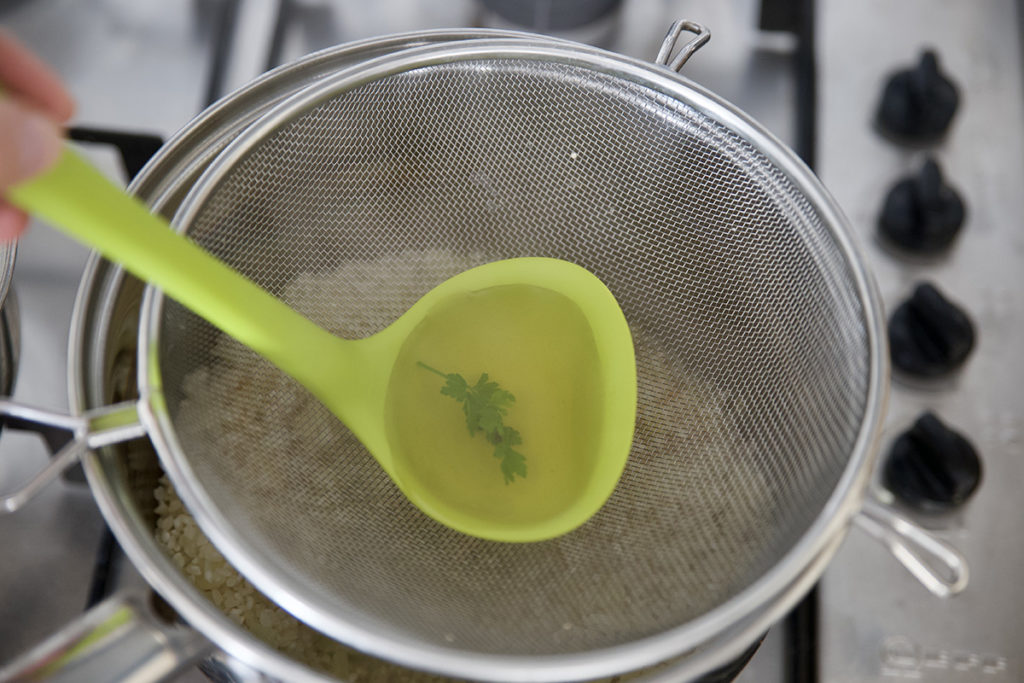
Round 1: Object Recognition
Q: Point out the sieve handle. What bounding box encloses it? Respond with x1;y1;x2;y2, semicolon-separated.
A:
0;591;211;682
655;21;711;72
0;400;145;513
853;498;969;598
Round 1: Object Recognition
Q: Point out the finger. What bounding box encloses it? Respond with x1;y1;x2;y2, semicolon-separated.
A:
0;202;28;241
0;29;74;122
0;98;63;188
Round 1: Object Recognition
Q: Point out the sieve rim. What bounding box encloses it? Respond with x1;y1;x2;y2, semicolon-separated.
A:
138;36;888;682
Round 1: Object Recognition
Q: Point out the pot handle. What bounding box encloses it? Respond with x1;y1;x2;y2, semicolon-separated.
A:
0;591;211;682
0;400;146;513
655;20;711;72
853;498;969;598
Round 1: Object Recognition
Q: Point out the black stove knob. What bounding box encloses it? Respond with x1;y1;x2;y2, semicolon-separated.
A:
889;282;975;377
884;412;981;511
875;50;960;145
878;158;965;254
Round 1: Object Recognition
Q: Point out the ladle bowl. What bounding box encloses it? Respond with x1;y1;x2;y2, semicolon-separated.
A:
7;146;638;541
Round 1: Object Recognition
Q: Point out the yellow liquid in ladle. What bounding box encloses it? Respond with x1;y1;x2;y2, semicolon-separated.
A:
385;285;604;531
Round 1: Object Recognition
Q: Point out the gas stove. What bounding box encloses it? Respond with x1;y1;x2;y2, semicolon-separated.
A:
0;1;1021;682
816;1;1024;680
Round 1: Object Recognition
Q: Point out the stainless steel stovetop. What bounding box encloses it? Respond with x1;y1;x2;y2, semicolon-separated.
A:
1;1;1021;681
817;1;1024;680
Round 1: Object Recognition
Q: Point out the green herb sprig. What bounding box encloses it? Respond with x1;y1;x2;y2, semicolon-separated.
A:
417;362;527;484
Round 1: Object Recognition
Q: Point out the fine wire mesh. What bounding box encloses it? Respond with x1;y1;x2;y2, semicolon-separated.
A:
158;58;870;658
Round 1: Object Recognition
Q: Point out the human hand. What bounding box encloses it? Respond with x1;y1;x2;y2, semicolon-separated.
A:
0;29;74;240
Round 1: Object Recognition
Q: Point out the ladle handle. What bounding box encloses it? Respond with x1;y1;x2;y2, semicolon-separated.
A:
6;147;349;409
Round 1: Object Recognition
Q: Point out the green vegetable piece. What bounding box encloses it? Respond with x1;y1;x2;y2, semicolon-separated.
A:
417;361;527;484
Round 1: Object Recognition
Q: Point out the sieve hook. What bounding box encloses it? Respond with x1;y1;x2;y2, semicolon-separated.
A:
854;498;969;598
656;20;711;72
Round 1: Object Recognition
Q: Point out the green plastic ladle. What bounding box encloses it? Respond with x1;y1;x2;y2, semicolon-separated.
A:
6;147;637;541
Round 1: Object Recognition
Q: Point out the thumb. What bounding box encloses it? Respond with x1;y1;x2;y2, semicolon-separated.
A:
0;99;63;190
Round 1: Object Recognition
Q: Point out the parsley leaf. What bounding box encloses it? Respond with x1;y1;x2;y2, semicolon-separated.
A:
417;362;527;484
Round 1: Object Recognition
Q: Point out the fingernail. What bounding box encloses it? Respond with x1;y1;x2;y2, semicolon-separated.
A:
17;109;62;180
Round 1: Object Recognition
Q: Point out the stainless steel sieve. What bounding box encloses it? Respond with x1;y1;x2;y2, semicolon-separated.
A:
148;26;884;681
0;24;967;683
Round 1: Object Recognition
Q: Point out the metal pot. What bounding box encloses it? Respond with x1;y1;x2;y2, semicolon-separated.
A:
0;26;967;683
